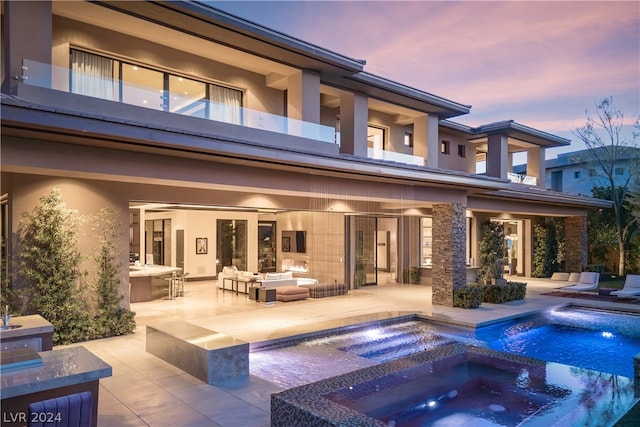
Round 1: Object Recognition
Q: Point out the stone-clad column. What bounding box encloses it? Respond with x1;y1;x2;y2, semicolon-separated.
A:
432;203;467;306
565;216;587;272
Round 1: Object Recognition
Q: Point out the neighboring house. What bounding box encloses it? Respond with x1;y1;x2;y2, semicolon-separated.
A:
1;1;609;307
546;147;640;196
514;146;640;196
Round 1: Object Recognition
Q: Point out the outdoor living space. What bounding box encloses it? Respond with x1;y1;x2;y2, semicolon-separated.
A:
56;277;639;427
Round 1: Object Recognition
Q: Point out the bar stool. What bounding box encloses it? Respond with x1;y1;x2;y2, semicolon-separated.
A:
176;272;189;297
164;273;178;300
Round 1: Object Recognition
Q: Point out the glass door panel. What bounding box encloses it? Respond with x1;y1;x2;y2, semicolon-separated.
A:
258;222;277;272
168;76;207;118
354;216;377;287
216;219;247;273
121;64;163;110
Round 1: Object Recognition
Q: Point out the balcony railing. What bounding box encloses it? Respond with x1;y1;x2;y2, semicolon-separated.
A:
367;148;424;166
507;172;537;185
19;59;336;144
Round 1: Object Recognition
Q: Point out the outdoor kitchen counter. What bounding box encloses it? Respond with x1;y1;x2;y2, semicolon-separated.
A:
129;265;182;302
0;346;111;427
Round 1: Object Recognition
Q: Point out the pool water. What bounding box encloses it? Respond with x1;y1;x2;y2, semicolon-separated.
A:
252;306;640;389
272;344;637;427
251;320;463;388
475;306;640;377
329;360;571;427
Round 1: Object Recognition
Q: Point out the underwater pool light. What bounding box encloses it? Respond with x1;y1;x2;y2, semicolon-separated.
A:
602;331;614;339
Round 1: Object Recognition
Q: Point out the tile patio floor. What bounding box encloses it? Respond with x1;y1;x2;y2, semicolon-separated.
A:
59;277;637;426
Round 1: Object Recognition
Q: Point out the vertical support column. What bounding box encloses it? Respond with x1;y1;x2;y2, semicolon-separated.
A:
486;134;508;180
526;146;546;188
339;91;368;157
2;0;53;94
432;203;467;306
287;70;320;138
414;114;439;167
565;216;587;272
287;70;320;123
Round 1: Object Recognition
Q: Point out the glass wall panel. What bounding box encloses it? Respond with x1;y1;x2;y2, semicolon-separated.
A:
210;85;242;125
258;222;277;272
354;216;377;287
216;219;247;273
121;64;163;110
421;217;432;266
169;76;207;118
71;50;118;101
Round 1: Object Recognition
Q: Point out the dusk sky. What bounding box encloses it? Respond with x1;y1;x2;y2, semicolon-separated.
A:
207;1;639;158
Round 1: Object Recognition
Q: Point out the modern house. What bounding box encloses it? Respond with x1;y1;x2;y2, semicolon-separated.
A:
543;147;640;196
1;0;610;308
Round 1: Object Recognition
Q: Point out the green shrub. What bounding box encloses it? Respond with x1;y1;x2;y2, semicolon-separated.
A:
483;281;527;304
15;189;93;345
91;207;136;338
453;284;484;309
402;268;421;284
585;264;605;273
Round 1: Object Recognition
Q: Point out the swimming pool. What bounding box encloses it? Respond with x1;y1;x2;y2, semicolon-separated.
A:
475;305;640;377
252;305;640;388
272;344;637;427
263;306;639;426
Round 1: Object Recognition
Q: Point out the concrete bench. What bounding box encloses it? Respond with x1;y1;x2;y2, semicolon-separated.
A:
146;321;248;384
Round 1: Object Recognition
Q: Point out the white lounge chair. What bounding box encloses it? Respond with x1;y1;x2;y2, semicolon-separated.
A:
610;274;640;299
561;272;600;292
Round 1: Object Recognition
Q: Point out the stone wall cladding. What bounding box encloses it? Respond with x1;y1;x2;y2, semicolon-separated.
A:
565;216;587;272
432;203;467;306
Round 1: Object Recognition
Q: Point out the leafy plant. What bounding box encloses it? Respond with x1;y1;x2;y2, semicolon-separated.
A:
478;221;504;284
15;188;92;345
402;267;421;284
483;281;527;303
532;222;561;277
453;284;484;309
0;236;12;313
91;207;135;337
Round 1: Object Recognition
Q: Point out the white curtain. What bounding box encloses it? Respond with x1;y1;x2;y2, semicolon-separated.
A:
210;85;242;125
71;50;115;101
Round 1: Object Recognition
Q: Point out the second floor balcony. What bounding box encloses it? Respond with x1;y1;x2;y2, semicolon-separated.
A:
19;58;337;146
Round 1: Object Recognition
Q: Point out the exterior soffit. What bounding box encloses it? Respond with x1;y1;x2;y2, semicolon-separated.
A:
53;2;295;77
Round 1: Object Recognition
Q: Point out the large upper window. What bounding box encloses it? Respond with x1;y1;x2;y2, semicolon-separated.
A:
71;49;242;124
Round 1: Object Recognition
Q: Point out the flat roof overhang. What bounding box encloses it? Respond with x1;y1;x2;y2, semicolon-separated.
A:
442;120;571;148
1;96;609;212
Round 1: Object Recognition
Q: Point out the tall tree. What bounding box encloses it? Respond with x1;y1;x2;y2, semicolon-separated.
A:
574;97;640;275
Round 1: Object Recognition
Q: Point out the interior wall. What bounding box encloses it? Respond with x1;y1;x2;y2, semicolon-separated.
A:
143;209;259;279
277;210;345;285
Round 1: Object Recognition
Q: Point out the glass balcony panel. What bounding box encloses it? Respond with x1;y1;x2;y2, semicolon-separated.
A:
169;76;207;118
508;173;537;185
122;64;164;110
367;148;424;166
21;59;344;146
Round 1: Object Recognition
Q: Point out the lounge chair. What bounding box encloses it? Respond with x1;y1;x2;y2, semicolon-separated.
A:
561;272;600;292
610;274;640;299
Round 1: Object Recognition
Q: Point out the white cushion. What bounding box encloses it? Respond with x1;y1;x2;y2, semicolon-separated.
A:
280;271;293;279
626;274;640;288
568;272;581;282
578;272;599;284
265;273;281;280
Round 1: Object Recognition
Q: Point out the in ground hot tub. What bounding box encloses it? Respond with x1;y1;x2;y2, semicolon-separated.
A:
271;343;636;427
